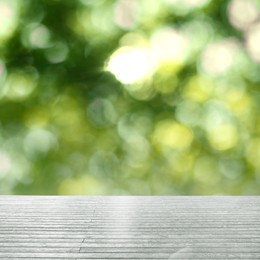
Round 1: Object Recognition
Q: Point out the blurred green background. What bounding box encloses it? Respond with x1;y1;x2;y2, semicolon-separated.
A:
0;0;260;195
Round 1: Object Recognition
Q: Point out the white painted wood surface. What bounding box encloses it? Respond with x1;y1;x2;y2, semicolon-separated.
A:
0;196;259;259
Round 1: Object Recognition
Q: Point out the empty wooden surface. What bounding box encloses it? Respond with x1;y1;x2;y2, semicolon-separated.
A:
0;196;259;259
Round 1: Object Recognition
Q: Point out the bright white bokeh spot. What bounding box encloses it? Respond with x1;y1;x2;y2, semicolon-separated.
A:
114;0;138;30
228;0;259;30
246;23;260;63
151;28;188;64
201;40;236;75
0;0;19;42
107;47;156;84
29;25;51;48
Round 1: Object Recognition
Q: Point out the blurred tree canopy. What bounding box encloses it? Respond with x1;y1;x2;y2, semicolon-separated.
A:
0;0;260;195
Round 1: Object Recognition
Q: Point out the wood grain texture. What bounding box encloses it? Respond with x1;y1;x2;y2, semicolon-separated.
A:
0;196;259;259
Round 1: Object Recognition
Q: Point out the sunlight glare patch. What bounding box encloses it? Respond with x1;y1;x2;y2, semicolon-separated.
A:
107;47;155;84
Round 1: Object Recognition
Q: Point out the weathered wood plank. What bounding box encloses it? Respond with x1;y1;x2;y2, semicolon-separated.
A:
0;196;259;259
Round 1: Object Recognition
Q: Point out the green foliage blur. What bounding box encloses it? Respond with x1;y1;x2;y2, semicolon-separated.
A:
0;0;260;195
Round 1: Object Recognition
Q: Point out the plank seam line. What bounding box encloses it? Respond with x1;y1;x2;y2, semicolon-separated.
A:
80;208;96;253
78;238;85;253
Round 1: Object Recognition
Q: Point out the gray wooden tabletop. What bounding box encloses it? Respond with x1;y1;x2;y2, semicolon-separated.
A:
0;196;259;259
